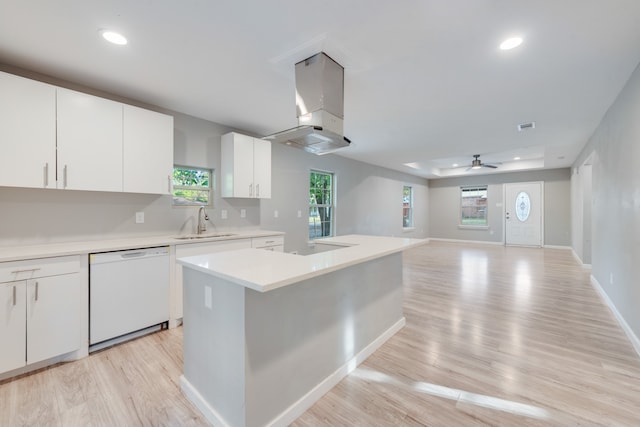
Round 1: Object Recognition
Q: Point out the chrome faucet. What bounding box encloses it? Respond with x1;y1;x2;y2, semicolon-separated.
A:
197;206;209;234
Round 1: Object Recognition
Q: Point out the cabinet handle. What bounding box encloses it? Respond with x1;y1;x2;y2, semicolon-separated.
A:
249;184;253;197
44;163;49;187
265;240;275;244
256;184;260;197
10;267;41;275
12;285;16;306
35;281;39;301
63;165;68;188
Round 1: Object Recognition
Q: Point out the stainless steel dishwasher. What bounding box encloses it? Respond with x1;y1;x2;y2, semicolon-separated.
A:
89;246;170;351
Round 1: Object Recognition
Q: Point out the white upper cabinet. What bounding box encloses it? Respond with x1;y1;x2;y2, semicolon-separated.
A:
253;138;272;198
221;132;271;198
57;88;123;192
0;71;174;194
0;71;56;189
123;105;174;195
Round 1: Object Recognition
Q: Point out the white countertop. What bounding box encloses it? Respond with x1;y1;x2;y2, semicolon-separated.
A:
0;230;285;263
177;234;427;292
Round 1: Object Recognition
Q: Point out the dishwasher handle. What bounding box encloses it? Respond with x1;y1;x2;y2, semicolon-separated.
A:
120;251;146;259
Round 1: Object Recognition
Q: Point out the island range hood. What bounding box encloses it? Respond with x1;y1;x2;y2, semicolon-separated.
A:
263;52;351;155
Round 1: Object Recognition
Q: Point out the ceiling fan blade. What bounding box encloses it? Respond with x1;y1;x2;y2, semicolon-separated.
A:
483;164;498;168
465;166;472;171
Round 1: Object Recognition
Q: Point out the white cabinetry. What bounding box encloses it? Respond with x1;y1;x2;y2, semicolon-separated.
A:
221;132;271;198
0;71;56;189
0;71;174;194
174;239;252;319
0;281;26;373
123;105;174;194
57;88;124;192
0;256;82;375
252;235;284;252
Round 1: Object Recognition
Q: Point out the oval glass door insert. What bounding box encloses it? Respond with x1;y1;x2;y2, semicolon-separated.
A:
515;192;531;222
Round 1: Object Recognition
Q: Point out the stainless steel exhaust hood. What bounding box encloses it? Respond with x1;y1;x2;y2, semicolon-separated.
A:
263;52;351;155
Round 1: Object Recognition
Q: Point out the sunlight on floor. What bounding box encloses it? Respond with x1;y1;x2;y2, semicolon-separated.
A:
352;368;551;421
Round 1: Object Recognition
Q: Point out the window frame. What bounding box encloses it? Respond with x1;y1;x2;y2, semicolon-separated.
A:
403;185;414;230
308;169;335;240
172;165;214;207
459;185;489;229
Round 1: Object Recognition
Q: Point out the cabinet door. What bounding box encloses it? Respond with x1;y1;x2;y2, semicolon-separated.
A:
0;72;56;189
174;239;251;319
221;132;254;197
253;139;271;199
0;281;26;374
26;273;81;365
123;105;174;194
57;88;123;192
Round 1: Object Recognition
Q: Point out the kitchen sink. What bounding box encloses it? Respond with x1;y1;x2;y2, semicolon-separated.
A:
173;233;237;240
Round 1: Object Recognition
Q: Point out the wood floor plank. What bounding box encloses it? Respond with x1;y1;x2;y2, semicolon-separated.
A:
1;241;639;426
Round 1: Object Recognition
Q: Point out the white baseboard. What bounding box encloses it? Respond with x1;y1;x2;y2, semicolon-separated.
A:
543;244;572;250
590;275;640;358
266;317;406;427
428;238;503;246
569;248;592;269
180;317;405;427
180;376;231;427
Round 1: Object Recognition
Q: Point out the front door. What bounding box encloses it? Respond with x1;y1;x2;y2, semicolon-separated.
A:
505;182;542;246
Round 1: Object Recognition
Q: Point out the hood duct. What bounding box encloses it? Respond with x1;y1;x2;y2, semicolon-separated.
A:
264;52;351;155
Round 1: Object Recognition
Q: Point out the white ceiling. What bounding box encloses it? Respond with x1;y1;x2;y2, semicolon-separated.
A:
1;1;640;179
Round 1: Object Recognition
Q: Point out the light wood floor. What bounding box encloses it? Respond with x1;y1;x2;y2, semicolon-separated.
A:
2;241;640;426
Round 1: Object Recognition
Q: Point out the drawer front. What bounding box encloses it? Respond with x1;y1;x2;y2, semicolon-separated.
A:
176;238;251;258
0;255;81;284
251;236;284;249
257;245;284;252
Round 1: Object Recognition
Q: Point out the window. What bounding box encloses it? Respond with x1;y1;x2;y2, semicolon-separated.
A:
460;186;488;226
309;170;334;239
403;185;414;228
172;166;212;206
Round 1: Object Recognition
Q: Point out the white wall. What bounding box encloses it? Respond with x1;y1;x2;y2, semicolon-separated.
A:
428;169;571;246
572;60;640;341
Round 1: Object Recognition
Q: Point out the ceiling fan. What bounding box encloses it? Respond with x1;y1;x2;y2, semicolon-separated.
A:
466;154;499;171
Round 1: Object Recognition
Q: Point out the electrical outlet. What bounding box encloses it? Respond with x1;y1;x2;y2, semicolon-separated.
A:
297;210;302;218
610;273;614;285
221;209;228;219
240;209;246;218
274;210;279;218
135;212;144;224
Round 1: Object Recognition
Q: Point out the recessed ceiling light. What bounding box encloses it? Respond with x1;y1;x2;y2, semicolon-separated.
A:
101;30;128;45
514;157;521;160
452;163;459;167
499;37;523;50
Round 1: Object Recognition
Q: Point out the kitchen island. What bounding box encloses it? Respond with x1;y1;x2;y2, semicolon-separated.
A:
177;234;426;427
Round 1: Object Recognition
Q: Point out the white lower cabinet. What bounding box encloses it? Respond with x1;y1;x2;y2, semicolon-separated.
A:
27;274;81;365
0;281;26;373
174;239;252;319
251;235;284;252
0;256;81;375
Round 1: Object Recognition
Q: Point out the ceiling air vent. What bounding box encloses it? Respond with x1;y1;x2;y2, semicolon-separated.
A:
517;121;536;131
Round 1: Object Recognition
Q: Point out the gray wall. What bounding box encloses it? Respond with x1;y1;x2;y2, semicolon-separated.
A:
428;169;571;246
259;143;429;253
572;60;640;341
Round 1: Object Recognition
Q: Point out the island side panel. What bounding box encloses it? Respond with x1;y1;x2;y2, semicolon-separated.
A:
182;267;247;427
244;252;404;427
